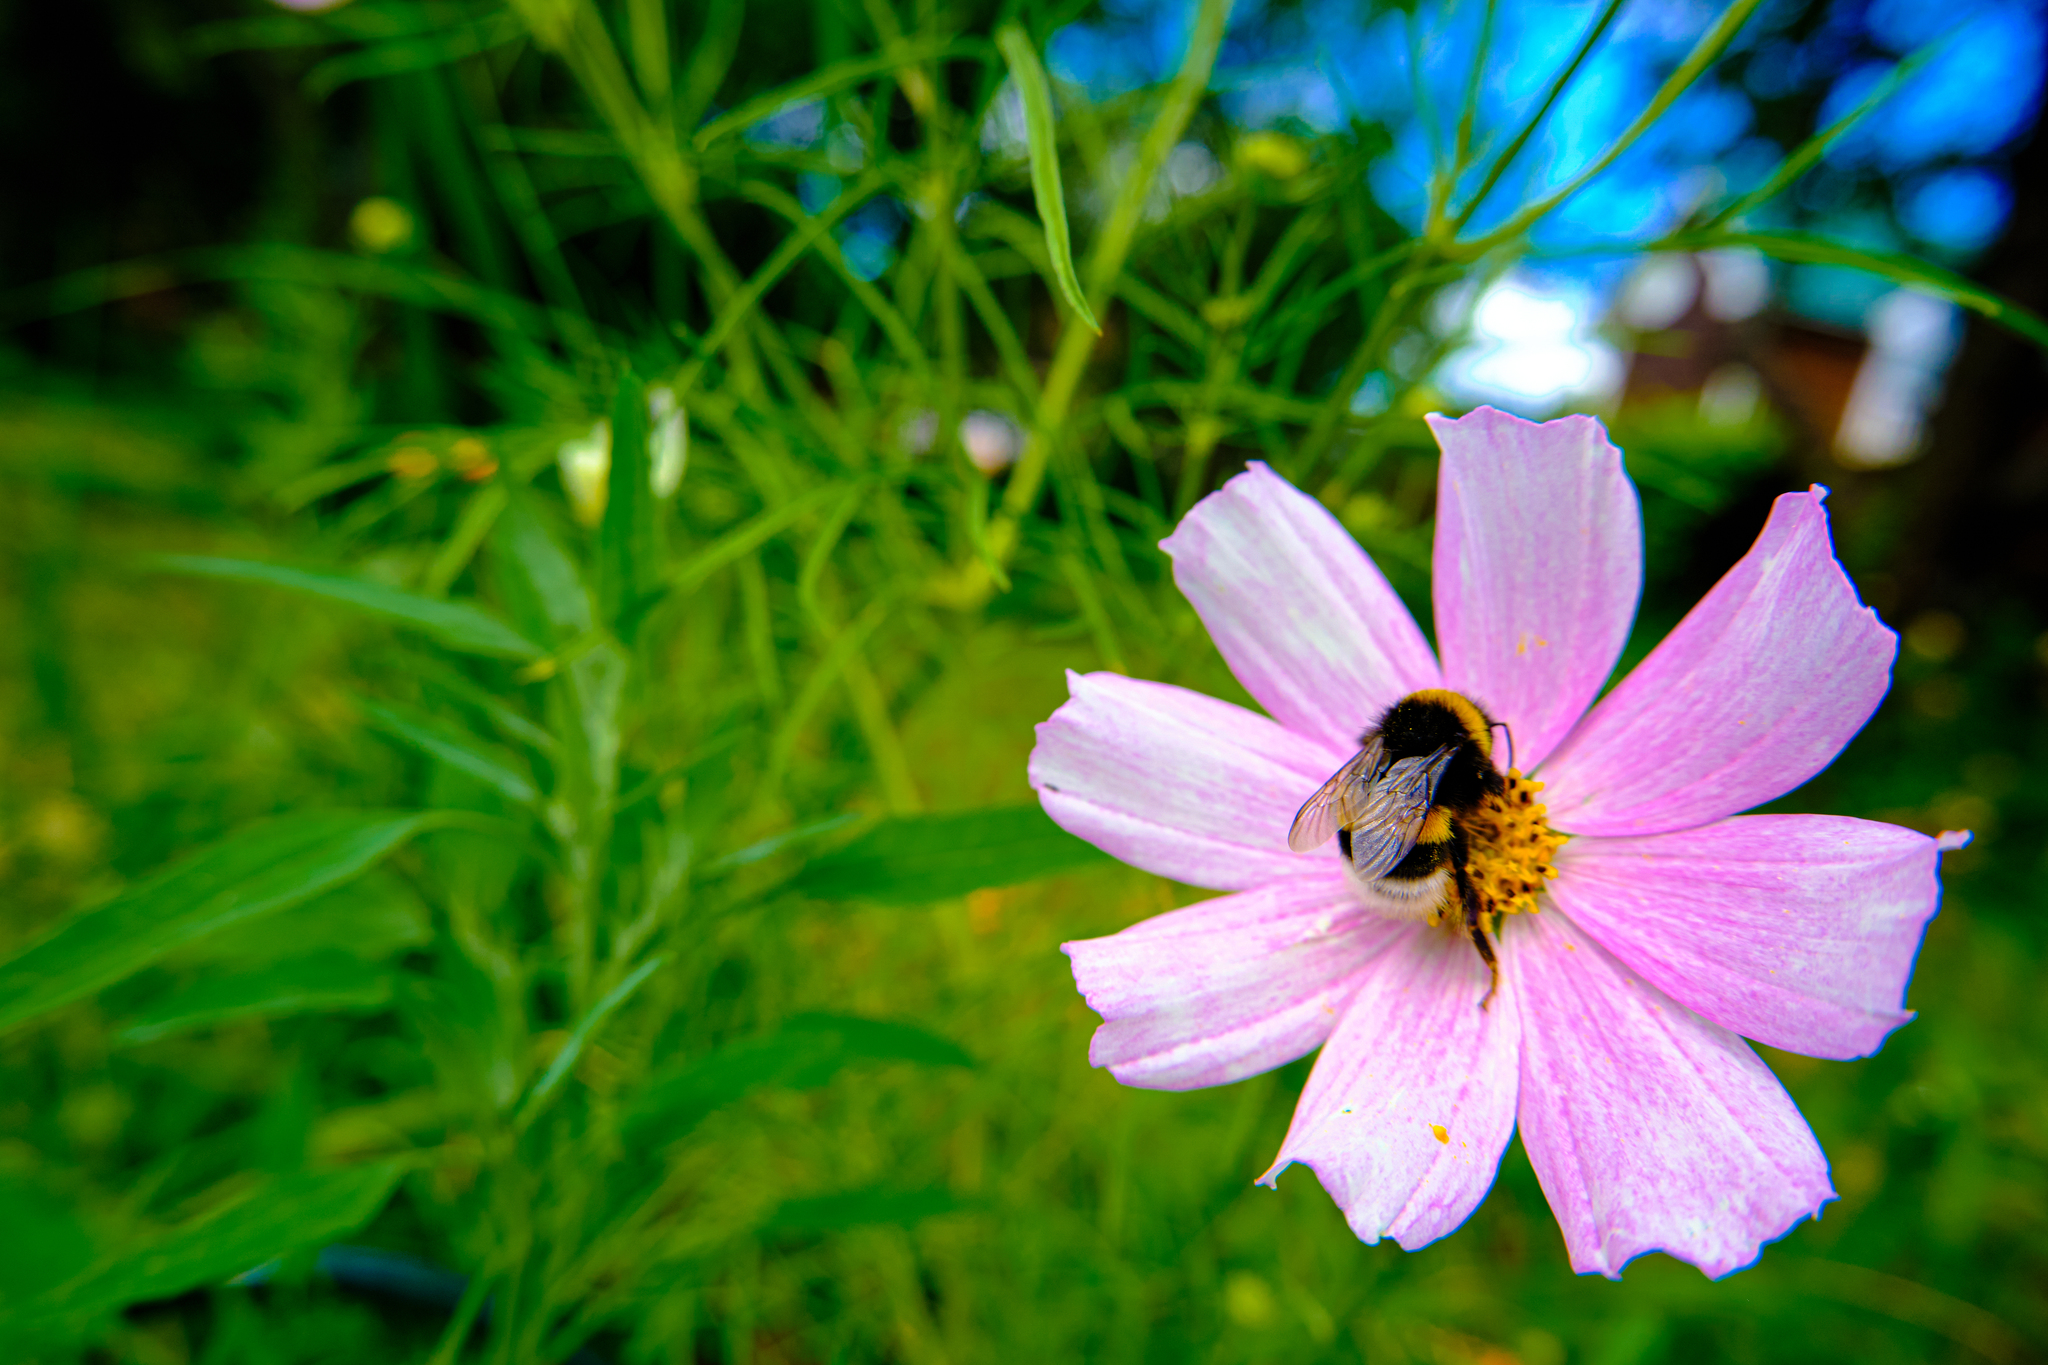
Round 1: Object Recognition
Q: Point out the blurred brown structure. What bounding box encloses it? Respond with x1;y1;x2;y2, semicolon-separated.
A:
1615;252;1873;458
1901;122;2048;622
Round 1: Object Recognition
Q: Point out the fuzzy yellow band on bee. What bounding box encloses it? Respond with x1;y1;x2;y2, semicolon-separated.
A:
1288;688;1565;1009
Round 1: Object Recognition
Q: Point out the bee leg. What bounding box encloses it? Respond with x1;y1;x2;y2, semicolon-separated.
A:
1453;861;1500;1011
1469;918;1500;1011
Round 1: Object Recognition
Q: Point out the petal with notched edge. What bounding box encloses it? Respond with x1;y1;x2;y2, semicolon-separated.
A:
1429;408;1642;773
1550;815;1942;1060
1030;670;1344;891
1162;463;1441;754
1508;910;1836;1279
1538;488;1894;837
1064;869;1403;1091
1259;924;1520;1251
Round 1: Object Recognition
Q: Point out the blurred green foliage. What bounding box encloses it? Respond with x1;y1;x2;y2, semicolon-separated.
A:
0;1;2044;1362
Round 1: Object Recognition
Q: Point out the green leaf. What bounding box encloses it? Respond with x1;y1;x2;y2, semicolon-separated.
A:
0;1162;405;1332
599;372;665;639
1666;230;2048;351
117;951;395;1046
789;804;1111;903
1465;0;1767;251
796;481;869;622
0;811;439;1036
421;481;511;596
155;556;544;660
784;1012;974;1068
668;483;849;595
996;24;1101;334
1700;44;1939;231
171;870;431;969
765;1186;959;1233
413;656;557;755
302;12;526;98
514;955;668;1131
704;813;863;873
0;1174;100;1302
690;37;964;150
359;697;540;805
9;246;569;352
401;952;521;1115
623;1013;972;1143
491;493;596;643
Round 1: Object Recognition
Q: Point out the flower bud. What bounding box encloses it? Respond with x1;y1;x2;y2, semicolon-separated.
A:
647;387;688;498
557;419;611;526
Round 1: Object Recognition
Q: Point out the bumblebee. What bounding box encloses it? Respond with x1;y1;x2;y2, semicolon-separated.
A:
1289;689;1513;1004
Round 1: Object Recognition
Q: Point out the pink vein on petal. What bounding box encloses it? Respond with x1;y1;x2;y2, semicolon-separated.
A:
1163;463;1440;754
1551;815;1942;1060
1259;924;1520;1250
1508;911;1836;1279
1538;488;1895;837
1030;670;1342;891
1064;869;1403;1090
1429;408;1642;773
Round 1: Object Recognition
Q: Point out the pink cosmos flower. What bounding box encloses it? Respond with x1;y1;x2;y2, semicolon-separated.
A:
1030;407;1961;1278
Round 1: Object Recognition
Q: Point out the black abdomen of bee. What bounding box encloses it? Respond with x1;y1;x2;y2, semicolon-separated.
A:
1385;824;1462;881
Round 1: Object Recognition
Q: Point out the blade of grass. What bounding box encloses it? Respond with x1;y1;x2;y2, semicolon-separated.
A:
626;0;670;104
303;13;527;98
458;64;598;339
1408;8;1447;181
0;245;589;351
1060;552;1125;674
1450;0;1626;233
0;812;446;1035
763;594;894;799
797;483;871;624
676;170;891;393
942;240;1044;402
156;555;545;660
422;482;512;596
739;180;933;380
996;24;1100;334
1699;45;1941;230
358;699;541;805
1114;269;1207;350
677;0;746;130
1662;230;2048;350
1464;0;1766;252
513;955;668;1131
1435;0;1500;227
691;36;967;149
668;483;852;595
982;0;1234;585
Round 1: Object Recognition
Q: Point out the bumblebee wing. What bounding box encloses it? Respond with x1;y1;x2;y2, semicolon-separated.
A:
1341;744;1459;880
1286;735;1387;853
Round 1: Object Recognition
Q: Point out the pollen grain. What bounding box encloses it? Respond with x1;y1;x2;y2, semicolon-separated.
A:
1463;769;1566;923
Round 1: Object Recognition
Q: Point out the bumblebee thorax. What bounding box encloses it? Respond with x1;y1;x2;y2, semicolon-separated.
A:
1375;689;1493;758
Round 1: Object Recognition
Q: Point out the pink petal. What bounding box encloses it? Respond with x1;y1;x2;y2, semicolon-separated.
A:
1258;925;1520;1250
1429;409;1642;772
1162;463;1441;754
1537;488;1894;837
1508;911;1836;1279
1550;816;1942;1060
1030;670;1343;891
1064;870;1404;1090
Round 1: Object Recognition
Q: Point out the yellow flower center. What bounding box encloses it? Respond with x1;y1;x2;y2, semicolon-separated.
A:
1442;769;1566;929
